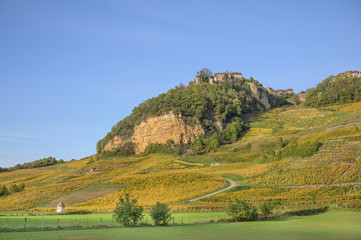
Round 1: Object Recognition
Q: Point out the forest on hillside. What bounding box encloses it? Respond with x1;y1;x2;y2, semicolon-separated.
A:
305;74;361;107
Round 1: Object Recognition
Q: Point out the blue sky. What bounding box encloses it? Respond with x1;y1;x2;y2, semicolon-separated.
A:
0;0;360;167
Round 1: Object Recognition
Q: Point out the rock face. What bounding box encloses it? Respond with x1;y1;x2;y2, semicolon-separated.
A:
246;82;272;110
103;113;205;154
104;136;123;152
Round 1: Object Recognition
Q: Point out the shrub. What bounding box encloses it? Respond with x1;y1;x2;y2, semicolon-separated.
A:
280;139;321;158
259;201;278;216
0;186;10;197
19;183;25;191
150;202;172;226
10;184;20;193
113;193;144;226
227;199;258;221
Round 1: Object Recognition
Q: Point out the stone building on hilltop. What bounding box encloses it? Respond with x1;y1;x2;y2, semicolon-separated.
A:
335;70;361;78
194;70;294;99
194;71;243;85
266;87;294;97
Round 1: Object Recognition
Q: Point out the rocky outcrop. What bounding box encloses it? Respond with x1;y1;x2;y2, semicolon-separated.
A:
246;82;272;110
104;136;123;152
103;113;205;154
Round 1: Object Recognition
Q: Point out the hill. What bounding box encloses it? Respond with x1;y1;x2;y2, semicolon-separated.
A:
96;71;287;156
0;100;360;211
305;71;361;107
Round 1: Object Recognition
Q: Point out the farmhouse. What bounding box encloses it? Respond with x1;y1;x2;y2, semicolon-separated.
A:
57;201;65;213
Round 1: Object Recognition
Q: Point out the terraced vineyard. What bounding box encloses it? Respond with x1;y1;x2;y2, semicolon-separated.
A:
0;103;361;212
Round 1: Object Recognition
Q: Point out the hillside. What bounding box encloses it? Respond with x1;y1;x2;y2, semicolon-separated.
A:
96;72;287;155
305;71;361;107
1;101;360;211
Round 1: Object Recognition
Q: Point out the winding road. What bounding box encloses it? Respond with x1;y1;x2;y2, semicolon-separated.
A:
187;178;361;202
189;178;239;202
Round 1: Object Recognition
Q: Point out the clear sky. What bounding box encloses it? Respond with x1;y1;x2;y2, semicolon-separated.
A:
0;0;360;167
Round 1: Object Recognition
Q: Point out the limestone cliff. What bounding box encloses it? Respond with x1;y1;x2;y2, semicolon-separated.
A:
103;113;204;154
104;136;124;152
246;82;272;110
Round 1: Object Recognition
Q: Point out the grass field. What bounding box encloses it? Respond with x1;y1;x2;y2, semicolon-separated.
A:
0;211;360;240
0;212;229;229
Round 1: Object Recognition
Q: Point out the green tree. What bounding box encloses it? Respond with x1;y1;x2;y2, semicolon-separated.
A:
192;138;204;151
19;183;25;191
10;184;20;193
197;68;213;82
150;202;172;226
113;193;144;226
290;94;301;105
227;199;258;221
0;186;10;197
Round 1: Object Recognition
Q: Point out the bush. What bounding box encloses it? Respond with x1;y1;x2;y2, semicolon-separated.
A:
0;186;10;197
287;206;328;216
10;184;20;193
113;193;144;226
19;183;25;191
64;210;91;215
280;139;321;158
259;201;278;216
150;202;172;226
227;199;258;221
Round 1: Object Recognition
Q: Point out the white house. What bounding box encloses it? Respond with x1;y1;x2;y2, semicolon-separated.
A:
57;201;65;213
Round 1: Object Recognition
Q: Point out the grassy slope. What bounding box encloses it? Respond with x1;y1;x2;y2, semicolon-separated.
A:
0;103;361;211
1;211;361;240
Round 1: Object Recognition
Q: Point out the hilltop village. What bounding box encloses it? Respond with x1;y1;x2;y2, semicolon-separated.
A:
194;71;294;97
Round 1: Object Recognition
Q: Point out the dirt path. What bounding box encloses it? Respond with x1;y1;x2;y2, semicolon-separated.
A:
189;178;239;202
188;179;361;202
281;182;361;189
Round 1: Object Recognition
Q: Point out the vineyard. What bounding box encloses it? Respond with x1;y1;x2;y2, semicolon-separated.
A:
0;102;360;212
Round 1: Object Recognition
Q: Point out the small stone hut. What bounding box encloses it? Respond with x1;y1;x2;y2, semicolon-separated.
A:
57;201;65;213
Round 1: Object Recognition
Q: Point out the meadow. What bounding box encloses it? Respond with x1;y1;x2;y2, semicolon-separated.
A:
0;211;360;240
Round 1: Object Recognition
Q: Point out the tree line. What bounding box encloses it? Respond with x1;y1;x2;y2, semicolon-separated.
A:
0;183;25;197
0;157;64;172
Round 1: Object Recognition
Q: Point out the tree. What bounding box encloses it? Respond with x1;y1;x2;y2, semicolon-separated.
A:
10;184;21;193
197;68;213;82
150;202;172;226
290;94;301;105
198;68;213;77
113;193;144;226
0;186;10;197
227;199;258;221
19;183;25;191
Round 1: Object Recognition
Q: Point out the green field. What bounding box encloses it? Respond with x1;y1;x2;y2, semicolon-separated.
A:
0;211;360;240
0;212;229;229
